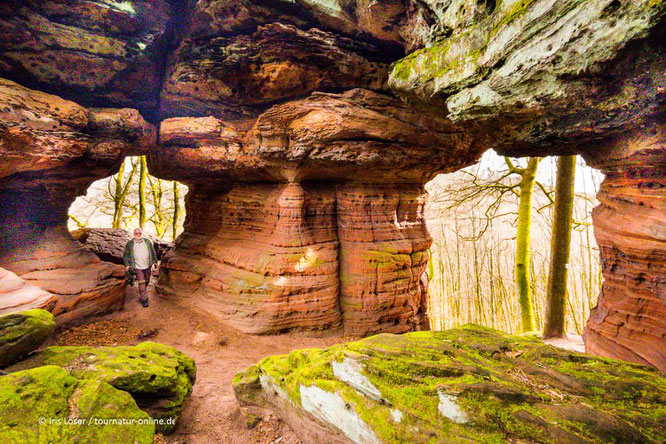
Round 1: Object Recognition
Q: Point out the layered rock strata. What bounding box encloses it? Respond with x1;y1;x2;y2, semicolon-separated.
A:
386;0;666;369
389;0;666;155
0;0;663;366
0;79;155;326
0;0;177;118
0;267;57;316
153;89;483;335
583;126;666;372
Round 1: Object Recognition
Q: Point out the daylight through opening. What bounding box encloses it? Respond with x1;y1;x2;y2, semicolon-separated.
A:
424;150;604;336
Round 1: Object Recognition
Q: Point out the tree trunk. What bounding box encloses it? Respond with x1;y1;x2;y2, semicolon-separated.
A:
543;155;577;339
139;156;147;229
516;157;540;333
172;181;179;241
112;160;125;229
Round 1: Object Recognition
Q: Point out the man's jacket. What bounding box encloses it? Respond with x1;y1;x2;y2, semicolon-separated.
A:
123;238;158;270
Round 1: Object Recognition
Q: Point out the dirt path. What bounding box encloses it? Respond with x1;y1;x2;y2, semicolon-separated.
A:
55;281;347;443
53;279;589;443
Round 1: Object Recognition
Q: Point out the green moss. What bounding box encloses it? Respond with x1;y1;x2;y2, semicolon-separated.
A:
0;309;55;367
0;365;154;443
234;324;666;443
38;341;196;434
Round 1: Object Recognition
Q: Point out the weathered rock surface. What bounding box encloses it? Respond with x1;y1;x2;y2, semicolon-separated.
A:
72;228;173;265
0;0;177;118
12;341;197;434
157;0;441;120
0;78;156;326
0;365;154;443
234;324;666;443
0;267;57;316
153;89;481;335
0;309;54;368
389;0;666;155
384;0;666;370
0;0;663;369
583;125;666;373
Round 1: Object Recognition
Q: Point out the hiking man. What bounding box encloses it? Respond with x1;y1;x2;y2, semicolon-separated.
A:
123;227;158;307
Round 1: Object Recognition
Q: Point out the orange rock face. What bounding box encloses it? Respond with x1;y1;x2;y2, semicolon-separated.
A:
154;89;482;335
0;79;155;326
0;267;57;316
583;128;666;372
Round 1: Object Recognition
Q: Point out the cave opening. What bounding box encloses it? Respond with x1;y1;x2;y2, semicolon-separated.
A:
424;150;604;337
68;156;189;245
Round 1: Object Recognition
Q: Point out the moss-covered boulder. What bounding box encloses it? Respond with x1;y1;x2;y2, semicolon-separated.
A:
0;365;154;443
234;324;666;444
0;309;55;368
26;341;196;434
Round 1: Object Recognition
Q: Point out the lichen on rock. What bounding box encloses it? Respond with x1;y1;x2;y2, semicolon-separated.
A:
0;309;54;368
234;324;666;443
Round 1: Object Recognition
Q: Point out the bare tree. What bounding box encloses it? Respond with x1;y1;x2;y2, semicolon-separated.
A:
431;156;553;333
110;157;138;229
173;181;180;240
139;155;147;229
544;155;577;338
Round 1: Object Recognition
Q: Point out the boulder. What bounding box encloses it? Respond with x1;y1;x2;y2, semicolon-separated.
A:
234;324;666;444
0;365;154;443
0;309;54;368
22;341;197;434
72;228;174;265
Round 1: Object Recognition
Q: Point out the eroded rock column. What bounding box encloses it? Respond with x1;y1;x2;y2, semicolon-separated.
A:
159;183;341;334
152;89;482;335
583;129;666;372
337;183;430;335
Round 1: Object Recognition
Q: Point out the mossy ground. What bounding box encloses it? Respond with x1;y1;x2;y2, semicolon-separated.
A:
234;324;666;443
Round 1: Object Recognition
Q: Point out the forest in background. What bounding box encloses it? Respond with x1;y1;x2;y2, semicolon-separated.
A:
426;151;603;335
68;152;603;336
68;156;188;241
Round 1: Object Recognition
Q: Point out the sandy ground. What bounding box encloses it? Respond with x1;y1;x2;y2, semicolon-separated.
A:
55;280;347;444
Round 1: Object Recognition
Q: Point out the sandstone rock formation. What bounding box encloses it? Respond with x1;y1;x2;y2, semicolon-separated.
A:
0;0;178;118
72;228;173;265
0;267;57;315
12;341;197;434
385;0;666;371
389;0;666;155
152;89;482;335
0;0;663;370
234;324;666;443
0;78;155;326
0;365;154;443
0;309;54;368
582;125;666;372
